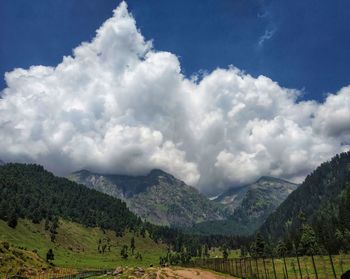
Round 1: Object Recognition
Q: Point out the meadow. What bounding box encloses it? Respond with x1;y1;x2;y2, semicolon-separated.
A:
0;218;167;276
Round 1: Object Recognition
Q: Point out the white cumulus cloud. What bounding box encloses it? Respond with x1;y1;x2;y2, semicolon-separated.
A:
0;2;349;194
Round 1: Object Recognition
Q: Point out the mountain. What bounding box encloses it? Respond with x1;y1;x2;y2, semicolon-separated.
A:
0;159;4;165
69;169;226;227
260;151;350;244
228;176;298;230
216;176;298;230
189;176;298;235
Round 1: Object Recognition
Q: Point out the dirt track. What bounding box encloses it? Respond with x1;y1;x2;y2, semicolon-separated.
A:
153;267;237;279
92;267;237;279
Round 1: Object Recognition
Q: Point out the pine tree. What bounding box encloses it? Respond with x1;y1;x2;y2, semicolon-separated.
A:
298;223;319;255
130;236;135;255
7;211;18;228
203;244;209;258
46;249;54;262
255;232;266;257
276;240;287;257
121;245;128;259
222;246;229;260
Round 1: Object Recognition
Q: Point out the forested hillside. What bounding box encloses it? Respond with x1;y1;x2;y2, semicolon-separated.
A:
260;151;350;253
0;163;250;263
0;163;141;234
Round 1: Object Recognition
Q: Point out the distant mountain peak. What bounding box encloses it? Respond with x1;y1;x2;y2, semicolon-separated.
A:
73;169;91;174
72;168;173;179
148;168;173;177
257;176;276;182
257;176;292;183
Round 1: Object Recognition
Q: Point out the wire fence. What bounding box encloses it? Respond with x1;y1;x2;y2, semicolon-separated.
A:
189;254;350;278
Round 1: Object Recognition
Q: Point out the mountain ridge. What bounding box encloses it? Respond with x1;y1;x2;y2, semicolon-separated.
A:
189;176;298;235
215;176;298;215
69;168;226;227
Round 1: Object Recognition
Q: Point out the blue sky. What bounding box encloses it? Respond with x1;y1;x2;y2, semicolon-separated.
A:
0;0;349;192
1;0;350;101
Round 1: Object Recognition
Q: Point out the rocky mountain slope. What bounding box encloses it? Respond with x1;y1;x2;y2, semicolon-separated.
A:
215;176;298;215
69;169;226;227
189;176;298;235
214;185;249;213
226;177;298;229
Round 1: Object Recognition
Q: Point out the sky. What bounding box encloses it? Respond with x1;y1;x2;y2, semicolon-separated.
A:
0;0;350;194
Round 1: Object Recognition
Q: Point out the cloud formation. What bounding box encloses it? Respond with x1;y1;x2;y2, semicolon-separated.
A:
0;2;349;194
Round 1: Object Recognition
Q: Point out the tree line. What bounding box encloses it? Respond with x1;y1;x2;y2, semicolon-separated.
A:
0;163;250;258
259;151;350;256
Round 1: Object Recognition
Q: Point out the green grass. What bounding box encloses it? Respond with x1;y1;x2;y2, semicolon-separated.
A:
0;218;167;272
197;254;350;278
0;240;49;277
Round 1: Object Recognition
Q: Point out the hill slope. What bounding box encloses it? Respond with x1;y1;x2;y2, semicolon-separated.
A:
69;169;226;227
0;218;166;275
0;163;140;234
189;177;298;235
260;151;350;242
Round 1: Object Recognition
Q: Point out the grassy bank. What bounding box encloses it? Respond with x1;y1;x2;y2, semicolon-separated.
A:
0;218;167;274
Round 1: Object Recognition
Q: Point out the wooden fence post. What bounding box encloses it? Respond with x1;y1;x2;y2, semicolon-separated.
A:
263;257;268;279
283;255;289;279
244;258;248;278
239;258;243;277
310;254;318;279
249;257;253;278
295;252;303;279
255;258;260;279
328;253;337;279
272;256;277;279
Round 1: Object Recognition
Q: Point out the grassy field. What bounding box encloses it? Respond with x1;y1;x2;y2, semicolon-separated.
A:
269;255;350;278
194;254;350;278
0;218;167;276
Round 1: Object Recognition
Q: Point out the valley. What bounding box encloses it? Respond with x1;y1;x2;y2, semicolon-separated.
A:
1;151;350;278
1;0;350;278
69;169;297;236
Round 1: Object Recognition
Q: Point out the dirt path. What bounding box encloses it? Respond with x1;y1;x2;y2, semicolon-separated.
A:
150;267;237;279
91;267;237;279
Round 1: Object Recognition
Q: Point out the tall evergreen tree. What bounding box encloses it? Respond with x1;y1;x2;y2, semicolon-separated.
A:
130;236;135;255
46;249;54;262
